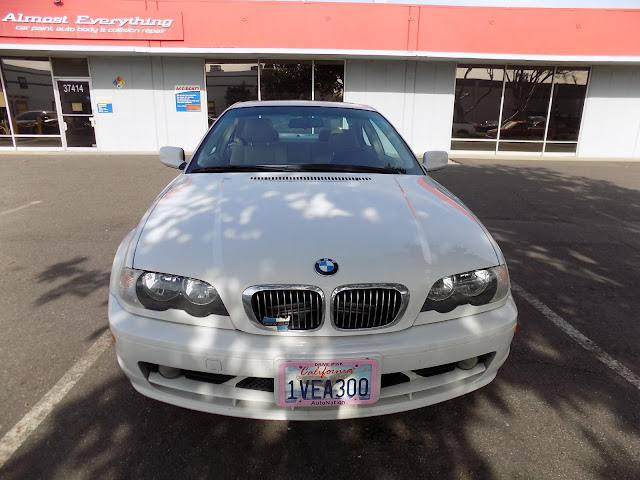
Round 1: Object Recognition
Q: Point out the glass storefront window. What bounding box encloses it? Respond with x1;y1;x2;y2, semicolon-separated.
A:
260;61;312;101
544;142;579;153
205;62;258;124
500;66;553;144
451;64;589;154
1;58;60;137
498;141;544;153
51;57;89;77
0;77;12;144
453;65;504;140
60;115;95;148
314;61;344;102
205;60;344;125
546;68;589;153
57;80;92;115
451;140;497;151
15;137;62;147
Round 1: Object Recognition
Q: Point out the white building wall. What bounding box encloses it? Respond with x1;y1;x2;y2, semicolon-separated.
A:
89;56;158;152
578;65;640;158
344;59;455;154
89;56;207;153
156;57;208;151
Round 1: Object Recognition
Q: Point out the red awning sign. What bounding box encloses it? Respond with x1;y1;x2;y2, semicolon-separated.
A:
0;10;183;40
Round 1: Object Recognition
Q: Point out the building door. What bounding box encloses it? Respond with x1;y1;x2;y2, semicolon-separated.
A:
55;78;97;148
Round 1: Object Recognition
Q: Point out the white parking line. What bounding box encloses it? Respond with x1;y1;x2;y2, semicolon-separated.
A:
0;331;112;469
511;282;640;391
0;201;42;217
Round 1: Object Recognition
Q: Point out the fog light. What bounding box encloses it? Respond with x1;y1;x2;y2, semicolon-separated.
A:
158;365;182;379
457;357;478;370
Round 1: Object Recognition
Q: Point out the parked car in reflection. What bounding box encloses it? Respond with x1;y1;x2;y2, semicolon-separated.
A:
452;121;478;137
487;120;545;140
476;120;499;133
527;116;547;127
487;118;579;142
15;110;59;135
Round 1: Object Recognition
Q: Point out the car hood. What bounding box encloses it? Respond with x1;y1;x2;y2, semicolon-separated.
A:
132;172;499;328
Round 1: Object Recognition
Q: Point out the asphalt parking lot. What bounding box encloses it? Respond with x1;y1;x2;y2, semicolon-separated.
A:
0;153;639;479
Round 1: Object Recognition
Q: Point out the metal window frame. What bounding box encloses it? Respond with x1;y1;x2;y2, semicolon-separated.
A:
541;65;557;152
0;59;16;149
495;66;507;153
575;66;592;156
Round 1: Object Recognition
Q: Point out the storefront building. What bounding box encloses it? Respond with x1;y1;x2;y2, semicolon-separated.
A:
1;0;639;158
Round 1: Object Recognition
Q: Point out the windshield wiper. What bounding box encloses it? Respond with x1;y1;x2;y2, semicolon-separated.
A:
294;164;406;174
190;164;406;174
190;165;299;173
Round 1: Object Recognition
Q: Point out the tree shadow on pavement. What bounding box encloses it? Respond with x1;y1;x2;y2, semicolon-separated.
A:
432;161;640;478
1;372;496;480
34;256;111;307
3;161;640;479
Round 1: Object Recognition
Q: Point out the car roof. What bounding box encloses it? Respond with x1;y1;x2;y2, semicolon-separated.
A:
228;100;378;112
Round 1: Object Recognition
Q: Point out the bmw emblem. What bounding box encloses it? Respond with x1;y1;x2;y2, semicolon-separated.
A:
314;258;339;276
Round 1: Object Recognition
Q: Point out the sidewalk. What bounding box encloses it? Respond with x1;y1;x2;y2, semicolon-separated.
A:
449;153;640;163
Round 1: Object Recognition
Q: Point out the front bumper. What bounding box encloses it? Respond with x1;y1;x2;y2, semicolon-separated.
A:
109;293;517;420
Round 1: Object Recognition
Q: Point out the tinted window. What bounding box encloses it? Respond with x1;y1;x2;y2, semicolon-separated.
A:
314;61;344;102
205;62;258;121
51;58;89;77
1;58;60;136
260;62;312;101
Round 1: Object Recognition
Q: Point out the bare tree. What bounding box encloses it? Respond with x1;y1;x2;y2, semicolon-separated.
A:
454;67;497;122
501;68;554;124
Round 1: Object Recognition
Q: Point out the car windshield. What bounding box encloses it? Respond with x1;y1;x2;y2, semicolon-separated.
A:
188;105;423;175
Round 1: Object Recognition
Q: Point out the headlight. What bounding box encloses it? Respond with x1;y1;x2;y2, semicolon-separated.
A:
421;265;509;313
183;278;219;305
118;268;229;317
141;273;182;302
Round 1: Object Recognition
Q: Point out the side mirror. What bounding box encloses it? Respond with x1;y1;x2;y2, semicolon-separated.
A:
159;146;186;169
422;151;448;172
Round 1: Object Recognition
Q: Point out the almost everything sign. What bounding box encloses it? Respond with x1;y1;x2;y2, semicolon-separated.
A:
0;10;183;40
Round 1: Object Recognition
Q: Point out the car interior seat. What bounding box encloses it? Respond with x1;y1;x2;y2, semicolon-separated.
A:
230;118;287;165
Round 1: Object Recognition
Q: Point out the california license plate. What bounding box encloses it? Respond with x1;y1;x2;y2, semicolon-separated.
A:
277;359;378;407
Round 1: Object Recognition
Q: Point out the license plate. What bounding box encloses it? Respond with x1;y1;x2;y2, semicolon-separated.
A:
277;359;378;407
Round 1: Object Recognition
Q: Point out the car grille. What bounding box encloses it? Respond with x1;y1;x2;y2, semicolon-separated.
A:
250;288;323;330
332;285;408;329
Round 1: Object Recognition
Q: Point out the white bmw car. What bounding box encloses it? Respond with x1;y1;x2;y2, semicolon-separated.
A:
109;101;517;420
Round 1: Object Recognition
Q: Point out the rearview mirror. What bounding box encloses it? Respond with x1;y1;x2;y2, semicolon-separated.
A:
159;146;186;169
422;151;448;172
288;117;324;129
